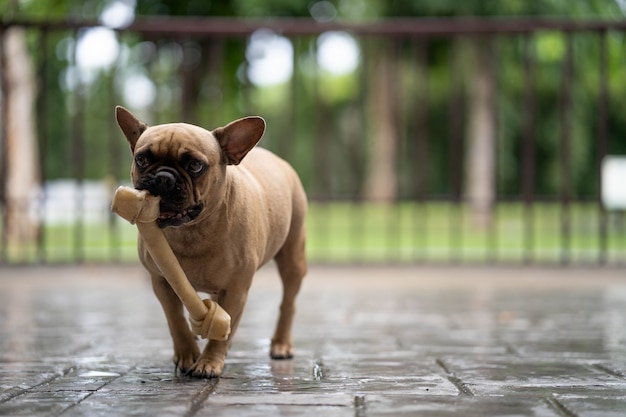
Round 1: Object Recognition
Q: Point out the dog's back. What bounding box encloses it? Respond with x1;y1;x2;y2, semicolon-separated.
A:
237;147;307;267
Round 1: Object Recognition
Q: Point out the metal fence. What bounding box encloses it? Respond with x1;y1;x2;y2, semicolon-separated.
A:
1;17;625;265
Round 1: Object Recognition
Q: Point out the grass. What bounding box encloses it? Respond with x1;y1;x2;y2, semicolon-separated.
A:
2;202;625;265
306;202;626;264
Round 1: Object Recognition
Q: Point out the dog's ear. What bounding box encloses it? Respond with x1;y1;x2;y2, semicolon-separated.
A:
115;106;148;152
212;117;266;165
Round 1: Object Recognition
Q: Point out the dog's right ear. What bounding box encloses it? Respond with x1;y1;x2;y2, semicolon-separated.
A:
115;106;148;152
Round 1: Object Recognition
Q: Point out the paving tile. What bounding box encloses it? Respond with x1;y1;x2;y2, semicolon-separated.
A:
201;391;356;417
0;390;91;416
438;356;626;396
197;403;355;417
364;395;561;417
555;394;626;417
0;363;67;401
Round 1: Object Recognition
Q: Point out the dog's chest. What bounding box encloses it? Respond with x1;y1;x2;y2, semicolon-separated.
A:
168;239;255;294
139;234;243;293
177;255;234;291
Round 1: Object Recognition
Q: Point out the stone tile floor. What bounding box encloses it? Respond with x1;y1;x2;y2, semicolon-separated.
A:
1;264;626;416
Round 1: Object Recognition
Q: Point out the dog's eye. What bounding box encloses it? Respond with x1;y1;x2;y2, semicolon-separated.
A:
135;155;149;169
187;159;204;175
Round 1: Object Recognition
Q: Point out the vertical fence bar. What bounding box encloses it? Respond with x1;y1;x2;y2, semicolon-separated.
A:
0;25;7;263
448;37;464;263
310;35;330;261
559;33;573;265
278;37;300;162
71;29;85;263
395;37;407;262
205;38;224;128
486;36;498;264
596;29;608;265
414;38;430;262
522;33;536;264
108;44;121;263
36;28;49;263
180;39;195;124
355;34;369;263
490;36;501;264
387;37;399;263
312;37;331;201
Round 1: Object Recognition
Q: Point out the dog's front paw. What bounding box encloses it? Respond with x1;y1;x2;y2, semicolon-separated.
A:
270;342;294;360
173;345;200;374
187;356;225;379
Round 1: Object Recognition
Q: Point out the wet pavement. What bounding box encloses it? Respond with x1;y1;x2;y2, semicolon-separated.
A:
1;264;626;416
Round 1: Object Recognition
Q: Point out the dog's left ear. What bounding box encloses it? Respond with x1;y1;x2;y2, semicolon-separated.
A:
212;117;266;165
116;106;148;152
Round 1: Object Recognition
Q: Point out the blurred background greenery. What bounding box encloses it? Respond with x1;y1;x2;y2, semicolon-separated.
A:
1;0;625;264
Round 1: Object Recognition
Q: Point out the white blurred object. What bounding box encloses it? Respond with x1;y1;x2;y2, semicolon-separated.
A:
602;156;626;210
34;180;130;225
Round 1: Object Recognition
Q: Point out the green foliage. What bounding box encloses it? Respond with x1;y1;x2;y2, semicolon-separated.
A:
367;0;623;17
1;0;104;19
5;0;626;196
3;0;626;266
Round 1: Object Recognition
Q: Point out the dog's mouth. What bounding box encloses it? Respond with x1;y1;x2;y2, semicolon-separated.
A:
157;202;203;228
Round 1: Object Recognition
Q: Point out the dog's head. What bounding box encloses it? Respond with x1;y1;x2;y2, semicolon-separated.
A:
115;106;265;228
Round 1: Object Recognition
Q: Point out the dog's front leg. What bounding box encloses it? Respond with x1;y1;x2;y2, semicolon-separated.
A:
151;274;200;373
188;286;249;378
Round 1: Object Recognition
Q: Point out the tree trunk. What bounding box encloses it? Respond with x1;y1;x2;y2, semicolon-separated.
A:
3;27;40;247
363;41;397;202
465;39;496;230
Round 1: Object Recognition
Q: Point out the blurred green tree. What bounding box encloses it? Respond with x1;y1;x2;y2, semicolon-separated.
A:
2;0;625;201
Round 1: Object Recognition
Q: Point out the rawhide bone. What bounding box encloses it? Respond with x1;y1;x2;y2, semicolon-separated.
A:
111;186;231;341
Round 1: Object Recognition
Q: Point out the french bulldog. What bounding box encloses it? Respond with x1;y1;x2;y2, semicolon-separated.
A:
115;106;307;378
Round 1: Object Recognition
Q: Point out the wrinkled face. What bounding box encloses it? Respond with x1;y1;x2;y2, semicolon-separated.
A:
131;123;224;228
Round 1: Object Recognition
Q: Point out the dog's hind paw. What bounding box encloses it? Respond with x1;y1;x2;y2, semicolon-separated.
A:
270;342;294;360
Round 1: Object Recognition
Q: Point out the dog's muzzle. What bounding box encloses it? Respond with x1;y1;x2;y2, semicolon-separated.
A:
136;167;202;228
142;167;179;197
154;169;177;192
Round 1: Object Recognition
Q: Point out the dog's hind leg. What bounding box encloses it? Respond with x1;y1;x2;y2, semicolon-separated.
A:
270;222;307;359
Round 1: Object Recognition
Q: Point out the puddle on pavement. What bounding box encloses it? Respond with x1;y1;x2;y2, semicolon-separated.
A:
78;371;121;378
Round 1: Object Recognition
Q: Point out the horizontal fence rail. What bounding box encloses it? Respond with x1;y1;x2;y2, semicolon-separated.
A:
0;17;625;265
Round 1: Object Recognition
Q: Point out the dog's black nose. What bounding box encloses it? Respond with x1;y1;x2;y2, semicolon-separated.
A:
154;169;177;192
